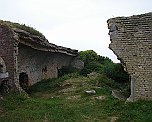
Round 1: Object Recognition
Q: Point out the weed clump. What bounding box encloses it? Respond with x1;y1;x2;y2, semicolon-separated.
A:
0;20;44;37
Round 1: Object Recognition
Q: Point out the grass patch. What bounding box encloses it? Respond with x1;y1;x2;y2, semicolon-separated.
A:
0;20;44;37
1;74;152;122
27;73;80;94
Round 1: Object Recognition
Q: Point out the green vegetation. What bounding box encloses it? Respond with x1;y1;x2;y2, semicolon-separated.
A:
0;50;151;121
0;20;44;37
79;50;130;97
1;74;152;122
58;66;81;77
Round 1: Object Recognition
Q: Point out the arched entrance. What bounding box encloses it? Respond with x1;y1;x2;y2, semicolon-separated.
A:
19;72;29;90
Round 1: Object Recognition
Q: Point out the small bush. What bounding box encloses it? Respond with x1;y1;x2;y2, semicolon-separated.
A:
93;74;118;88
58;66;80;77
80;61;102;76
103;63;129;83
79;50;99;64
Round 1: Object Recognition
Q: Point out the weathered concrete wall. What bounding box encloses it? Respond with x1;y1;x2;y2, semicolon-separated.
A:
18;43;74;85
107;12;152;101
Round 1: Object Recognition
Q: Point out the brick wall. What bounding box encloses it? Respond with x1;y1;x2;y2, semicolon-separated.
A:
107;12;152;101
0;25;20;92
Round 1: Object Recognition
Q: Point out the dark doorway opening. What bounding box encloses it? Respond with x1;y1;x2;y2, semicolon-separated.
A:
19;72;29;90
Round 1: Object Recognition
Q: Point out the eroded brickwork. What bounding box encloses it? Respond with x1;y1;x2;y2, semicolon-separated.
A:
0;25;20;93
107;12;152;101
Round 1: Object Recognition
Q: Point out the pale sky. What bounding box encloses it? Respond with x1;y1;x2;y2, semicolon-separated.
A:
0;0;152;62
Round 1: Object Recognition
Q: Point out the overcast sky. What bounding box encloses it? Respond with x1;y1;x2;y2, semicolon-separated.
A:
0;0;152;62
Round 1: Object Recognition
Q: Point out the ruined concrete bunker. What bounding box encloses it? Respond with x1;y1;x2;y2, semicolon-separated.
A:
107;12;152;101
0;21;83;92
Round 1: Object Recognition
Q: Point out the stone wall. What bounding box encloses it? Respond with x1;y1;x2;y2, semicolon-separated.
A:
107;12;152;101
